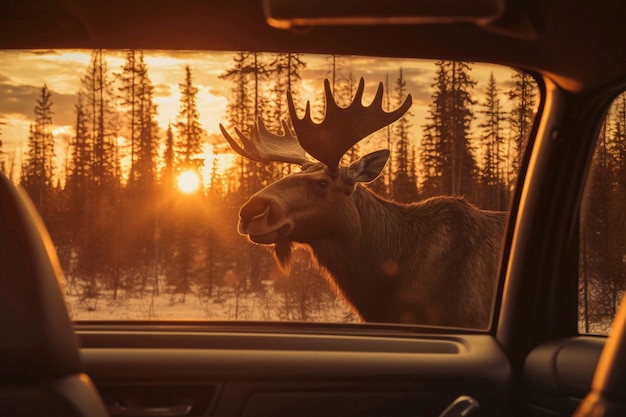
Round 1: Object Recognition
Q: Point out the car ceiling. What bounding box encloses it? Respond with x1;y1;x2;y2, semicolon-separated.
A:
0;0;624;93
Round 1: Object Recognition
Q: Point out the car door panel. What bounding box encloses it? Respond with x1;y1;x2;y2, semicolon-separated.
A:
78;329;512;416
523;337;604;417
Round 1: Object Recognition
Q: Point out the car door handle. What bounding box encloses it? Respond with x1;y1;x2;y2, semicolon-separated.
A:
438;395;480;417
108;403;193;417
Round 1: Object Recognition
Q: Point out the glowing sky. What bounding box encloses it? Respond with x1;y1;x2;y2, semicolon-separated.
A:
0;49;518;181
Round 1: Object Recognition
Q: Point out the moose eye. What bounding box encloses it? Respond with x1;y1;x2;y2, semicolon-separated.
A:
317;180;329;188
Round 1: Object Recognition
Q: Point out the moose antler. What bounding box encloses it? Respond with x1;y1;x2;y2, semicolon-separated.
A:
220;78;412;169
287;77;412;172
219;117;310;165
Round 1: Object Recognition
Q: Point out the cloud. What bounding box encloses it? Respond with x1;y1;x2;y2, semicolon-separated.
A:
28;50;61;56
0;82;76;126
153;83;172;98
0;83;40;118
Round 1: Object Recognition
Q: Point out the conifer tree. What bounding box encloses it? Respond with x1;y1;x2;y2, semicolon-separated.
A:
175;65;205;174
270;53;306;124
119;50;159;192
390;68;417;202
220;51;270;130
421;61;477;199
324;55;356;107
219;51;272;200
161;123;176;190
71;50;121;299
80;49;119;187
508;70;537;178
67;98;92;190
157;123;177;292
169;65;206;298
118;49;140;181
220;54;264;294
21;84;55;212
478;72;507;209
220;52;254;132
118;50;160;289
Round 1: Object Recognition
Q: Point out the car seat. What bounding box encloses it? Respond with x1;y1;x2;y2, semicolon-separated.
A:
0;174;108;417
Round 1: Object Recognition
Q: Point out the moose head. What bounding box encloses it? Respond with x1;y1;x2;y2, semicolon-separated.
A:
220;78;412;265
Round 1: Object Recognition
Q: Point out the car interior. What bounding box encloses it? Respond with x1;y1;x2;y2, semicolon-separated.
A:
1;0;625;416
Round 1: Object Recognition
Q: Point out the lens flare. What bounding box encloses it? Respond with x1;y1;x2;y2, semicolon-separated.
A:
177;170;201;193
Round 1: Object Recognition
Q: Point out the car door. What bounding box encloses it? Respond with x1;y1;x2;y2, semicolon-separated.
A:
518;86;626;417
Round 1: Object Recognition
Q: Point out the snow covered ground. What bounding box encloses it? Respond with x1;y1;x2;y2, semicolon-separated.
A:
64;278;357;323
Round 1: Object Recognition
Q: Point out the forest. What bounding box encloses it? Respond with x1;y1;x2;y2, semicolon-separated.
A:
10;49;624;329
580;91;626;334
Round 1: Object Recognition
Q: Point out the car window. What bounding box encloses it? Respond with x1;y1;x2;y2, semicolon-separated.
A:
0;50;538;330
579;90;626;335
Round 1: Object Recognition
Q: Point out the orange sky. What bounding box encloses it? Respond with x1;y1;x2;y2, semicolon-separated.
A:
0;49;519;183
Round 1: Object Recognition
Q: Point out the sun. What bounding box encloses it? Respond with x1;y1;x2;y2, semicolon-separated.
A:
177;169;201;193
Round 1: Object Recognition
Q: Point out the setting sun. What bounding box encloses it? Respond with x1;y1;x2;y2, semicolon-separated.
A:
177;169;201;193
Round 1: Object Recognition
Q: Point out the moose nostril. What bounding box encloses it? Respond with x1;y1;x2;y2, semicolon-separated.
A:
250;206;269;221
240;199;270;223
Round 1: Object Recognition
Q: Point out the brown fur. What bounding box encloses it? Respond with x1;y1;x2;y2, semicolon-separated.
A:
238;161;506;329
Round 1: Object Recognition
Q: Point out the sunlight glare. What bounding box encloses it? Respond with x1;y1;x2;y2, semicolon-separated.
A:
199;143;236;185
177;170;201;193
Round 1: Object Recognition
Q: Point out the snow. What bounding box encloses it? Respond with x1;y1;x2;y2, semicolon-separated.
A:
64;276;358;323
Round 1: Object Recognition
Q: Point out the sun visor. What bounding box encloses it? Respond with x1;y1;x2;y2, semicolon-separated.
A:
263;0;505;29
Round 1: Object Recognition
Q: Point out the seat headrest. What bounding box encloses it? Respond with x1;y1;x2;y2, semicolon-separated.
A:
0;174;81;383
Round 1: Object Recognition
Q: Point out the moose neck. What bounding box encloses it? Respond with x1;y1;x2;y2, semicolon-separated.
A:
306;185;416;321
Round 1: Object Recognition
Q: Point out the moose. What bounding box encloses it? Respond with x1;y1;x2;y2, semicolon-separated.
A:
219;78;506;328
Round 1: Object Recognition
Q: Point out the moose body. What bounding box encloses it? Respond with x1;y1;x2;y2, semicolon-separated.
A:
238;157;506;328
221;78;506;328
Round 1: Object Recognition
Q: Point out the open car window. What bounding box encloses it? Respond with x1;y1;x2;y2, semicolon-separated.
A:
0;49;539;330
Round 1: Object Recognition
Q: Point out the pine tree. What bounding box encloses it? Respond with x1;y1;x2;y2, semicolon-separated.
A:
81;49;119;187
478;72;507;209
421;61;477;199
175;65;205;174
67;98;92;190
118;50;161;291
508;70;537;180
219;51;273;201
264;53;305;182
157;123;177;294
118;50;159;188
21;84;55;212
219;51;270;131
270;53;306;125
137;64;159;191
161;123;176;190
73;49;121;300
169;65;206;298
390;68;417;202
118;49;140;181
324;55;356;107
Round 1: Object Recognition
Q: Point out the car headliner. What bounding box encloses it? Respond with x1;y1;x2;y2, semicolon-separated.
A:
1;0;624;94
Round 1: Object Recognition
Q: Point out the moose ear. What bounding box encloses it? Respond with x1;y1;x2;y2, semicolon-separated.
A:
347;149;390;183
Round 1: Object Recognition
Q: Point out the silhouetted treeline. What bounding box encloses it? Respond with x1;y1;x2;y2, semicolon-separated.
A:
9;50;543;322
